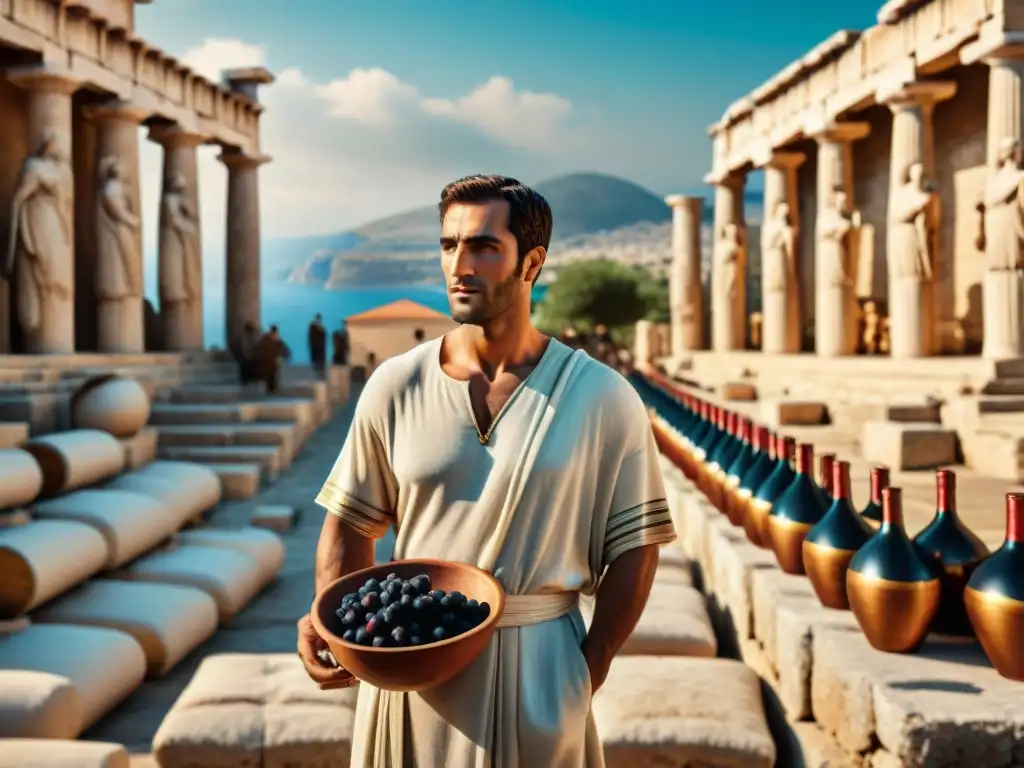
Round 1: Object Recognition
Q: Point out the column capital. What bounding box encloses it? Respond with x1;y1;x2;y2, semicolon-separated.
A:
148;124;208;148
222;66;275;102
702;170;745;188
6;63;80;94
960;25;1024;65
876;80;957;111
219;150;272;169
83;99;150;124
803;115;870;143
664;194;703;209
753;146;806;170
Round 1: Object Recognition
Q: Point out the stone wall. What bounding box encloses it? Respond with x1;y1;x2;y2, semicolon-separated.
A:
0;76;28;355
933;63;988;353
852;105;892;308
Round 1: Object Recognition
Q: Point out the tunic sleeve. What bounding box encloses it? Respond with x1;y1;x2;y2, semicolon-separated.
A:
315;382;397;539
601;393;677;569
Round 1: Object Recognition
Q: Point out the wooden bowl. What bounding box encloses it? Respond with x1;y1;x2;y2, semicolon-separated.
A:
311;558;506;692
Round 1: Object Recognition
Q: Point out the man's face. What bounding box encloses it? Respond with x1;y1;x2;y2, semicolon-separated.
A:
440;200;533;325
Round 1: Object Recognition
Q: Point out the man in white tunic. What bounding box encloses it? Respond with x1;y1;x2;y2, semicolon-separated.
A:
297;174;677;767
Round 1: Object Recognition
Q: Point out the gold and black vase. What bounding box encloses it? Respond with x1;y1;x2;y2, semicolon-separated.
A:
964;493;1024;681
723;417;756;526
847;487;941;653
736;426;776;540
913;469;989;637
766;443;828;575
860;466;889;530
802;460;874;610
747;435;796;548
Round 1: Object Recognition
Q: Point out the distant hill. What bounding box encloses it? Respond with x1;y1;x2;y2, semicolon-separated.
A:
275;172;763;288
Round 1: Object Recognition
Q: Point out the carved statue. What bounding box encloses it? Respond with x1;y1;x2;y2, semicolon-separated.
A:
889;162;938;280
159;173;201;307
817;188;861;288
878;316;891;355
762;201;797;293
715;223;744;300
976;137;1024;272
749;311;762;349
96;156;141;300
4;132;73;337
861;300;880;354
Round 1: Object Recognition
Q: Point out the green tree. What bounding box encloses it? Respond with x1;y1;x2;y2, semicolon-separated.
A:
536;259;668;333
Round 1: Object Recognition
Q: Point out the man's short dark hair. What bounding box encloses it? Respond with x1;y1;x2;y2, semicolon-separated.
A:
438;174;552;283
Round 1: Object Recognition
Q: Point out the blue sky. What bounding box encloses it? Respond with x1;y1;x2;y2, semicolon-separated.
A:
135;0;884;255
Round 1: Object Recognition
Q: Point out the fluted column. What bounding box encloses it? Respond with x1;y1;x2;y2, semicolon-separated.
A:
150;126;206;351
665;194;705;354
807;120;870;356
84;100;148;353
708;172;747;351
220;150;270;351
963;34;1024;359
759;151;805;353
878;81;956;358
6;64;80;354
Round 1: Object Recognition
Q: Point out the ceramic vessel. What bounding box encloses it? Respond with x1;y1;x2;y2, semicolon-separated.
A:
860;466;889;529
817;453;836;506
723;417;756;525
964;493;1024;681
312;559;506;692
736;426;775;538
802;460;874;610
913;469;990;637
707;411;740;511
747;435;796;548
767;443;829;575
847;487;941;653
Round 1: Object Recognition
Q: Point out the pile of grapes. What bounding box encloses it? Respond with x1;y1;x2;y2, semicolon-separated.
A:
335;572;491;647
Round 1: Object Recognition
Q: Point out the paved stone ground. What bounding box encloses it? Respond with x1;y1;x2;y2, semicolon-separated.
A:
83;388;395;757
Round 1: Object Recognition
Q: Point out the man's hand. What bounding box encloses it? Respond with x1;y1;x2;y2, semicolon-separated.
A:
297;613;357;690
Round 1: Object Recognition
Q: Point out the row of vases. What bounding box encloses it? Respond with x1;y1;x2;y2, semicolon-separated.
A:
639;370;1024;682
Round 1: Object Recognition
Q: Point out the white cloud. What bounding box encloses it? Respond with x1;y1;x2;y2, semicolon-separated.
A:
139;37;607;287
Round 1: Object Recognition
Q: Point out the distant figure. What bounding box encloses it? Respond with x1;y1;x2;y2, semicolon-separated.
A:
256;325;288;393
414;328;425;343
332;320;349;365
308;313;327;377
591;323;616;366
559;327;580;349
236;321;261;384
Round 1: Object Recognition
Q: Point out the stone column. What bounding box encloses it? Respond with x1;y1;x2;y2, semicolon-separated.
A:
708;172;747;351
150;125;206;351
878;81;956;358
220;150;270;351
6;64;80;354
962;35;1024;359
665;194;704;354
807;120;869;356
85;100;149;353
759;151;804;353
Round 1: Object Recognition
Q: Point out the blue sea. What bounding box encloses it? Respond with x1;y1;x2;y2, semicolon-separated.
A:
194;282;549;364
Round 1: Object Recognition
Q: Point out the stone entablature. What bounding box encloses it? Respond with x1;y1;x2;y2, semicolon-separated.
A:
2;0;260;152
708;0;1001;177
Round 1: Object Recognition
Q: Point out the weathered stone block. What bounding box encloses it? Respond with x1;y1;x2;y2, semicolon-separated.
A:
760;399;827;426
596;656;776;768
790;722;860;768
776;602;859;721
811;629;1024;766
707;523;777;641
119;426;158;469
721;381;758;401
250;505;296;532
860;420;958;470
749;566;817;669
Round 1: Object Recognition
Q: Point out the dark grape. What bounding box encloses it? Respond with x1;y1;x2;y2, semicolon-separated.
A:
342;628;357;642
391;626;407;645
354;627;369;645
386;572;398;581
361;593;380;611
432;626;447;641
342;609;359;627
365;578;381;593
372;636;388;647
400;593;414;607
429;589;445;602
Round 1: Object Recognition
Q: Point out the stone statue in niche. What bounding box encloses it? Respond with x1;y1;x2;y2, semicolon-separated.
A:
96;156;141;300
889;162;938;280
861;300;880;354
817;188;861;287
762;201;797;294
715;222;744;300
159;173;201;308
976;136;1024;272
4;131;73;337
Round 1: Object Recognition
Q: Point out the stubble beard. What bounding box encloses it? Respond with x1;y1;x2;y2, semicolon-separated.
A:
450;271;523;326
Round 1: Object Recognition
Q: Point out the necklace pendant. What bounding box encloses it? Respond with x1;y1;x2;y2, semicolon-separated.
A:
479;434;488;445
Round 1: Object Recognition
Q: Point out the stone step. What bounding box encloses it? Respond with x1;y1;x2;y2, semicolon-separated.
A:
860;420;959;471
169;385;252;404
148;403;262;425
958;429;1024;481
0;421;29;448
980;378;1024;395
255;398;316;432
196;462;262;499
157;445;284;482
155;422;299;456
977;395;1024;414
